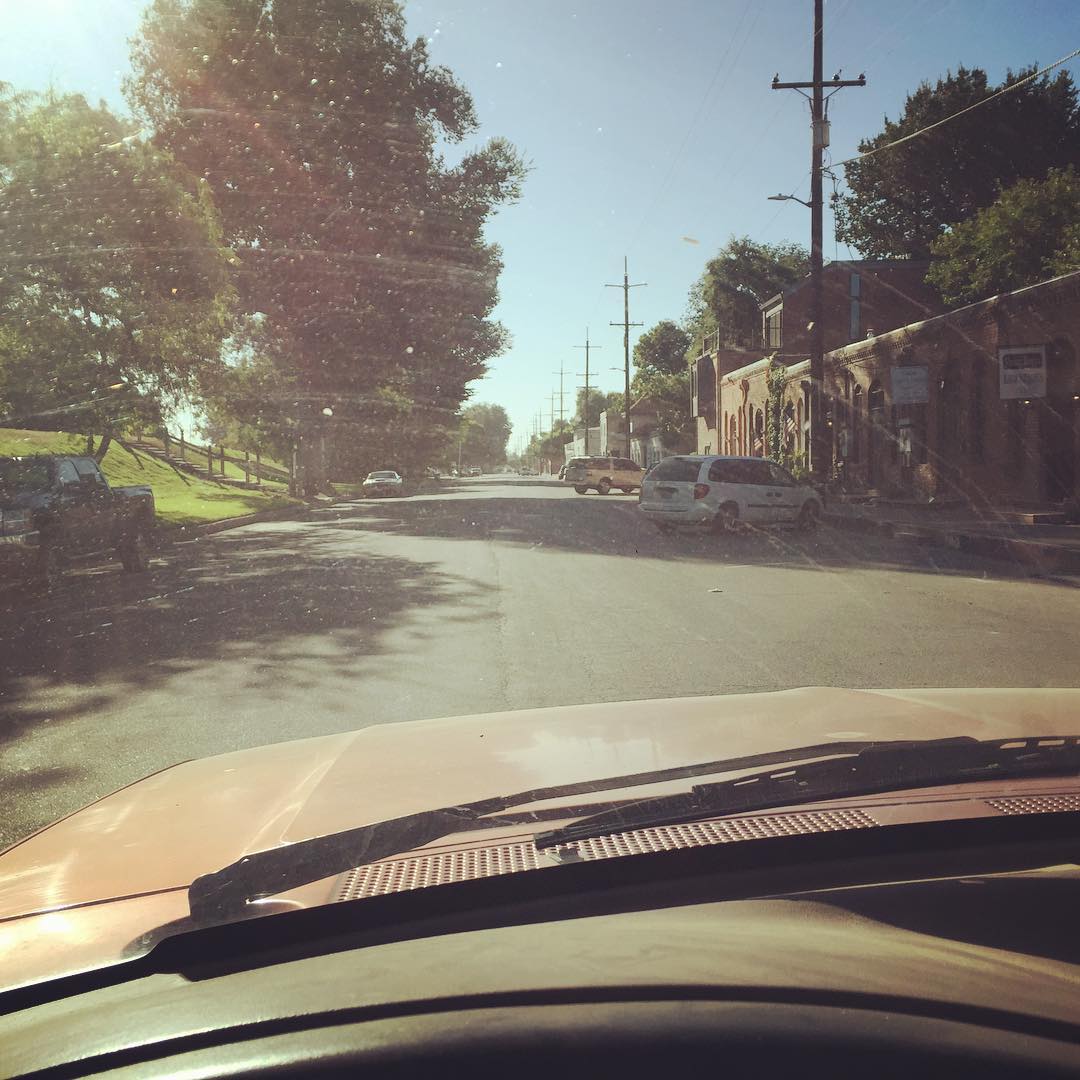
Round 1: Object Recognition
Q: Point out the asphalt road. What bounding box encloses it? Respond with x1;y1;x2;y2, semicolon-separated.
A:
3;475;1079;847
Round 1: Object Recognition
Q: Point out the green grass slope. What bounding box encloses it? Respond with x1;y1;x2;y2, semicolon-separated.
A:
0;429;299;526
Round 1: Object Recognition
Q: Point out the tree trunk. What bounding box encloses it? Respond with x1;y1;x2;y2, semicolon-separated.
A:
93;429;113;463
299;426;330;495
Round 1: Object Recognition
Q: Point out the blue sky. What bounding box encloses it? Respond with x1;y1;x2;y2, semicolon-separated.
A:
3;0;1079;449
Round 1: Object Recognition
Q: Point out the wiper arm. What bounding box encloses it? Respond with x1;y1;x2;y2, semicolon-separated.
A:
535;735;1080;850
187;736;896;923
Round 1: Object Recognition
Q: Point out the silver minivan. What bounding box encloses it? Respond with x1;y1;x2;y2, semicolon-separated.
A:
638;455;823;532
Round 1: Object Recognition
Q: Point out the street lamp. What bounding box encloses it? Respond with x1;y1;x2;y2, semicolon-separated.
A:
767;193;812;208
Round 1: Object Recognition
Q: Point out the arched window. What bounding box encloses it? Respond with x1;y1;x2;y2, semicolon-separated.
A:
867;380;886;485
753;408;765;457
851;384;863;463
783;402;796;456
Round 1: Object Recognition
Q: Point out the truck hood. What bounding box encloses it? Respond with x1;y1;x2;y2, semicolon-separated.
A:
2;686;1078;994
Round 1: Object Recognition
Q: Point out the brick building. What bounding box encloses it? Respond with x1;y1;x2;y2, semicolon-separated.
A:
695;259;940;458
824;270;1080;505
708;269;1080;508
761;259;940;362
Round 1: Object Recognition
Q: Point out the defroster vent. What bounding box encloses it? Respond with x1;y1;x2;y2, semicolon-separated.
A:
337;807;878;902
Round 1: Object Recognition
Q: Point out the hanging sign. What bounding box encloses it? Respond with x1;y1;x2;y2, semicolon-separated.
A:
999;345;1046;399
890;365;929;405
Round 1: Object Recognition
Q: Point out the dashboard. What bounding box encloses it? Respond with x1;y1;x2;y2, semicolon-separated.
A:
4;858;1080;1078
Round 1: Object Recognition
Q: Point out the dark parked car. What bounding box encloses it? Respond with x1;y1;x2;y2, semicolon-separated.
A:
0;454;156;586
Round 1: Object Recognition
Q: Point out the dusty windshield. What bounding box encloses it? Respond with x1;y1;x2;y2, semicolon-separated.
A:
1;1;1080;925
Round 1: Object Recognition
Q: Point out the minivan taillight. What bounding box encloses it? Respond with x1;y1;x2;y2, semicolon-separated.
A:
693;483;710;500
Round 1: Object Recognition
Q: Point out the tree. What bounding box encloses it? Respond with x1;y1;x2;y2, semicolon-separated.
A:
0;88;235;456
458;403;511;470
633;320;691;377
685;237;808;350
126;0;525;493
837;66;1080;258
927;167;1080;304
572;388;622;428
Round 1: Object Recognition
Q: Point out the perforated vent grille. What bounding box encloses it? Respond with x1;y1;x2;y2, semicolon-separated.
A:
986;794;1080;815
337;808;878;902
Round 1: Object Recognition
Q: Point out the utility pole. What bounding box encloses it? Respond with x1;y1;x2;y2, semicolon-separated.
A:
772;0;864;483
606;256;646;460
552;361;568;427
574;330;601;456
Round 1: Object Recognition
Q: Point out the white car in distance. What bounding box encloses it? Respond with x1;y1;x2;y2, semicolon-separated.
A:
638;455;823;533
362;470;404;498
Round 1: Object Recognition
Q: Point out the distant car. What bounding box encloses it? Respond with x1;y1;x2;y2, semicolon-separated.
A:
638;455;823;533
423;467;441;480
519;467;537;476
466;466;482;477
557;464;567;480
362;470;404;497
563;456;643;495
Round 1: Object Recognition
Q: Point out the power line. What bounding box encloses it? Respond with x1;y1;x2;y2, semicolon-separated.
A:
834;46;1080;169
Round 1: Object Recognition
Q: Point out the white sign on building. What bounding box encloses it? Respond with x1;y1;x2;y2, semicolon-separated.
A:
890;365;929;405
999;345;1046;399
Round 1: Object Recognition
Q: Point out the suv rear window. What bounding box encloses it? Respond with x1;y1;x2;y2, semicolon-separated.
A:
648;457;701;482
708;459;773;484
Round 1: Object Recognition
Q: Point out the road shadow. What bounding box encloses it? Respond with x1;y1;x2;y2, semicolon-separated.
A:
0;522;495;833
306;490;1071;584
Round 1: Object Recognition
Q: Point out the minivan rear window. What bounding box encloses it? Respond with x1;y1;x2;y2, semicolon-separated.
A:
648;457;701;483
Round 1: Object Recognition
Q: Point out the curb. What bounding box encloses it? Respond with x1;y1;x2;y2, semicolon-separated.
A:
827;513;1080;573
161;500;339;541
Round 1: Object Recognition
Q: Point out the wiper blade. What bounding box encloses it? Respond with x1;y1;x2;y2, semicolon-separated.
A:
534;735;1080;850
187;736;896;923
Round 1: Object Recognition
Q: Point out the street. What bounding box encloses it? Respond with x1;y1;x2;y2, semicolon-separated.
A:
3;474;1079;848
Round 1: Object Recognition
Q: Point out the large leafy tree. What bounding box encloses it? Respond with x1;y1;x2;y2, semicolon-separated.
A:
458;403;511;470
927;167;1080;305
0;88;235;454
572;388;622;429
126;0;525;492
837;66;1080;259
685;237;808;350
633;320;691;377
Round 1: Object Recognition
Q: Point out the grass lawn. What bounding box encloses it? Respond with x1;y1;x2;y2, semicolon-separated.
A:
0;429;301;527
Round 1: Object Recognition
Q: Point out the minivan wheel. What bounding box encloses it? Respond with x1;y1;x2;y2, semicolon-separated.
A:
597;478;612;495
712;503;739;533
797;501;821;531
574;485;589;495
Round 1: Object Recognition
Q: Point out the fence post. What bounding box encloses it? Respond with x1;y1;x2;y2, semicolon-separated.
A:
244;451;250;484
255;450;262;486
207;442;213;475
179;432;185;461
163;431;170;457
220;446;226;476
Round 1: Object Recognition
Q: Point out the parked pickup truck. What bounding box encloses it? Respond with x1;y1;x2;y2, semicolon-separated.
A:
0;454;156;586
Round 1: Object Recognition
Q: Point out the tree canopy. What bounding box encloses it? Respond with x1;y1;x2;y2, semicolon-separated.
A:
633;320;691;377
685;237;808;350
459;403;511;470
926;167;1080;305
836;66;1080;259
125;0;525;488
0;87;235;444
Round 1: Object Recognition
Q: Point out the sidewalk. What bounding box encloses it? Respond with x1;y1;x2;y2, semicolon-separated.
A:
825;499;1080;574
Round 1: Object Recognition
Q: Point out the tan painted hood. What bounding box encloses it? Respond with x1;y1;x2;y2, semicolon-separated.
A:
2;686;1078;993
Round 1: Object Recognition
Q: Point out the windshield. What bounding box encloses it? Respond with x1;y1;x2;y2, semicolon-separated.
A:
2;0;1080;964
0;457;51;493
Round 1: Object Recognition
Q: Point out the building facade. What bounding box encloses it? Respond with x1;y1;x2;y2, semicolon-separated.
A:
709;270;1080;507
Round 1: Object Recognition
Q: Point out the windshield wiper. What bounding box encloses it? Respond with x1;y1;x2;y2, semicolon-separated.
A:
534;735;1080;850
187;734;1080;924
187;736;895;923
